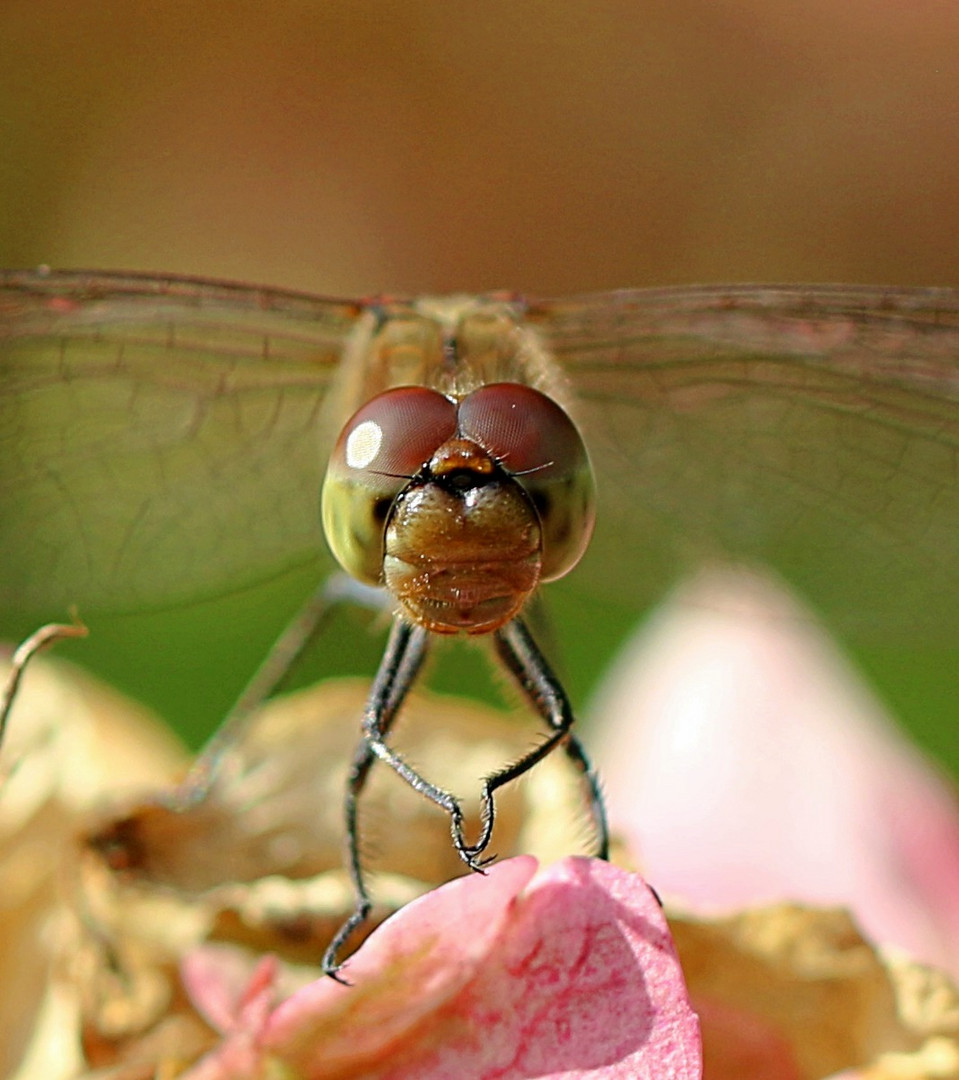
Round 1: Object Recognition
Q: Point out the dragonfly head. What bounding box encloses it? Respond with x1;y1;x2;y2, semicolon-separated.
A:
321;383;596;633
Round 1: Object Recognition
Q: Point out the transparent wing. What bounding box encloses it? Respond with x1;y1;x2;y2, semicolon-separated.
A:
6;274;959;644
531;285;959;643
0;270;362;613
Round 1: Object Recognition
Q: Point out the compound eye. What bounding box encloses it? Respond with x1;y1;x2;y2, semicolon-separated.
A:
335;386;458;478
322;387;457;583
458;383;583;480
458;383;596;582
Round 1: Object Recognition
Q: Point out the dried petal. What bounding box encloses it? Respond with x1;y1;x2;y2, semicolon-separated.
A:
0;650;185;1079
670;905;959;1080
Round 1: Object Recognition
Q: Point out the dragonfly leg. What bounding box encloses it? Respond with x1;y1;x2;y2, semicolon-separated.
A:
477;617;609;861
359;620;493;872
321;737;378;982
324;616;490;979
180;574;390;808
322;616;427;980
324;613;610;979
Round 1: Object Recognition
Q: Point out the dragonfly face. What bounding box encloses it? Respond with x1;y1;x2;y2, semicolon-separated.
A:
322;381;596;634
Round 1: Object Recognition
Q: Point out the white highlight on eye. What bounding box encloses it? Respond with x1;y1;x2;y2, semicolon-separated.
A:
345;419;385;471
345;420;384;470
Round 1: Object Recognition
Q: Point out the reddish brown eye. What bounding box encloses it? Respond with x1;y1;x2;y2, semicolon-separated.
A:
458;383;583;480
322;387;457;584
458;383;596;583
336;386;458;478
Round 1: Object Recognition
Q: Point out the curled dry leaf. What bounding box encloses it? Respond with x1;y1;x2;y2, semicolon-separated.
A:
0;648;185;1079
85;675;590;895
5;652;699;1078
670;904;959;1080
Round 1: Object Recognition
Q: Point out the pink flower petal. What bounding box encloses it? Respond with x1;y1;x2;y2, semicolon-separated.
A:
593;569;959;977
265;855;542;1070
183;948;278;1036
185;856;701;1079
180;952;278;1079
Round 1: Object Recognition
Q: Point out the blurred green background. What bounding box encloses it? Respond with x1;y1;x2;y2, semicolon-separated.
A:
2;1;958;774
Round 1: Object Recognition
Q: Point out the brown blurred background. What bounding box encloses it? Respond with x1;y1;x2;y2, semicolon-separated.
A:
5;0;959;294
3;0;959;770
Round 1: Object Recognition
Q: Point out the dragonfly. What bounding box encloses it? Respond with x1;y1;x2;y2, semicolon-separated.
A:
2;269;959;975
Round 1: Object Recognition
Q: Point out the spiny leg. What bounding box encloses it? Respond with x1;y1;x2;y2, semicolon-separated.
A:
326;615;495;977
359;622;496;871
459;617;609;861
323;616;429;979
179;575;384;808
323;614;609;979
325;611;524;979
